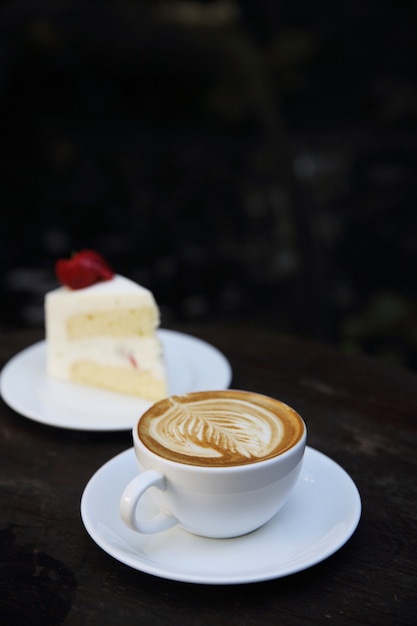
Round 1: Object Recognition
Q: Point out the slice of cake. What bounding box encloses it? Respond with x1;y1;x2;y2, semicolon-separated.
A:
45;250;168;400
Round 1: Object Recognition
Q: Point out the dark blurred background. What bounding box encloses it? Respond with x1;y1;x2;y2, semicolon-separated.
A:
1;0;416;369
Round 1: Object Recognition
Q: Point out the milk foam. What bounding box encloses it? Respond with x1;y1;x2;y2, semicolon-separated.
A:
138;391;304;467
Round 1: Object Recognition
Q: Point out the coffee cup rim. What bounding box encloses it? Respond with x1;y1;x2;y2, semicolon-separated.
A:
132;389;307;474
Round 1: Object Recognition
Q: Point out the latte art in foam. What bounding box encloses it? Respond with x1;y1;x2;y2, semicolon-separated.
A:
147;398;280;461
138;390;304;466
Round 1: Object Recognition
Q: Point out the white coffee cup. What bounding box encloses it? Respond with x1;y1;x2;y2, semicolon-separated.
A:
120;390;306;538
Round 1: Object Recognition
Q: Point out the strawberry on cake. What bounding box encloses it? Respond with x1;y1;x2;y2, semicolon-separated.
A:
45;250;168;400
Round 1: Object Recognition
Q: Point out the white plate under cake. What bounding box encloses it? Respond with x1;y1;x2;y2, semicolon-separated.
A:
0;330;232;431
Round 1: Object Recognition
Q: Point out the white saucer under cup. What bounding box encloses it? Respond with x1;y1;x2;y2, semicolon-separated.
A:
80;447;361;585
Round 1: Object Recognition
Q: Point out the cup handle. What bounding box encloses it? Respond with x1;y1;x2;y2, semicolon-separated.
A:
119;470;178;534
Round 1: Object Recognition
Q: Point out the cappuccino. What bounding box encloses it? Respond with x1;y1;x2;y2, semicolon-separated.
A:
138;390;304;467
121;389;307;537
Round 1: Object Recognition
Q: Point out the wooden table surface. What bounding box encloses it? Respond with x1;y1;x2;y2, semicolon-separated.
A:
0;326;416;625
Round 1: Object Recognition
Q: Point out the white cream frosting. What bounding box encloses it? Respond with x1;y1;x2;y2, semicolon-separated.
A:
45;274;165;380
45;275;156;321
47;336;166;379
